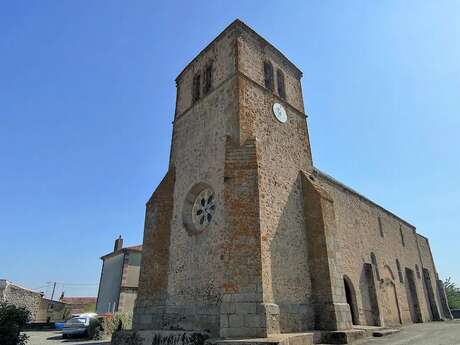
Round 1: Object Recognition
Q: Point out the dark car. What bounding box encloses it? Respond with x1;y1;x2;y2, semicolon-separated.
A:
62;314;100;339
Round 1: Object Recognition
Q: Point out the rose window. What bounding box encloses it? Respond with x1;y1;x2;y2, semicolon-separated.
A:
191;189;215;230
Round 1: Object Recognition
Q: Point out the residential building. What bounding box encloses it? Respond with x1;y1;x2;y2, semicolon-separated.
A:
96;236;142;314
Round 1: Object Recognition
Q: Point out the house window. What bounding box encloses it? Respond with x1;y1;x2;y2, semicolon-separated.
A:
192;72;201;103
399;225;405;247
396;259;404;283
264;61;274;92
370;252;380;280
203;62;213;95
277;69;286;99
378;216;384;238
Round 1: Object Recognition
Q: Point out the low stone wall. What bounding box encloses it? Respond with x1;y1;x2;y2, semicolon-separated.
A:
0;279;67;323
0;279;43;321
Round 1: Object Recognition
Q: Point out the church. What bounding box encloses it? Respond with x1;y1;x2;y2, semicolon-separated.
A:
114;20;452;345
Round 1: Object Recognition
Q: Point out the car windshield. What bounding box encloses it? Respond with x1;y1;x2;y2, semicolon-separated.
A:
67;317;86;324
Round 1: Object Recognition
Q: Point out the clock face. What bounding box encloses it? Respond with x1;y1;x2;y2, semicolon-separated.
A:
272;103;287;123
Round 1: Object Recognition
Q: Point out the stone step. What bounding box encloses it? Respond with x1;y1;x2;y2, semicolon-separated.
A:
372;328;400;337
208;333;314;345
315;329;365;344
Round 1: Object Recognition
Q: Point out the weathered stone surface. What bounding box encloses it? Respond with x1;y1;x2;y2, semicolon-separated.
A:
112;330;209;345
0;280;66;323
372;329;400;337
125;18;449;345
207;333;313;345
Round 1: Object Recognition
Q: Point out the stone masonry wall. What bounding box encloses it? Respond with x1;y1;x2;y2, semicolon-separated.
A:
236;30;315;332
315;171;443;327
237;27;304;114
416;235;443;319
133;19;447;339
174;25;237;120
0;280;43;322
219;138;268;338
135;26;241;337
134;169;174;329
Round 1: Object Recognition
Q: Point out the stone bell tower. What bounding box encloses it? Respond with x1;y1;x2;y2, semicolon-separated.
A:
129;19;351;343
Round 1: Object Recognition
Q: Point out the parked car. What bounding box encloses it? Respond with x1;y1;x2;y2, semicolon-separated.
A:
62;313;100;339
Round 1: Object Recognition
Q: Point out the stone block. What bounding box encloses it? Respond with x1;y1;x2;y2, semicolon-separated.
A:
232;293;261;303
229;314;245;328
222;294;233;303
220;314;229;328
221;303;235;314
235;302;257;314
245;314;264;328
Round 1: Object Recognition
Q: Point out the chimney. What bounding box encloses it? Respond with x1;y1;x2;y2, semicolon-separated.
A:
114;235;123;252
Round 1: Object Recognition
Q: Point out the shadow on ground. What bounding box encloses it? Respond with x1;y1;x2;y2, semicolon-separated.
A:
45;333;110;344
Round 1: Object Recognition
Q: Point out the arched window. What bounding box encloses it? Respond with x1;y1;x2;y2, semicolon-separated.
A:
378;216;384;238
396;259;404;283
399;225;405;247
263;61;274;92
415;264;421;279
203;61;213;95
276;69;286;99
192;72;201;102
370;252;380;280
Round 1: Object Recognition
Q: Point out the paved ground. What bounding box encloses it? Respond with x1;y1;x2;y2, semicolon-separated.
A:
364;320;460;345
26;330;110;345
26;321;460;345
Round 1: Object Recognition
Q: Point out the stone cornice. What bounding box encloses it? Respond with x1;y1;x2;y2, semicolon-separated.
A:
173;70;307;124
175;19;303;84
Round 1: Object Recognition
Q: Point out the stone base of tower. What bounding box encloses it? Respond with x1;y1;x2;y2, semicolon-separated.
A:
111;331;315;345
313;302;353;331
111;330;210;345
208;333;314;345
219;302;281;338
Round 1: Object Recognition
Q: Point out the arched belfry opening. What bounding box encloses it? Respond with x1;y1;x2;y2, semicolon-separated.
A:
343;275;359;325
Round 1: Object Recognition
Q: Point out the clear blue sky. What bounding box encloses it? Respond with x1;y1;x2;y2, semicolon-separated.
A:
1;1;459;298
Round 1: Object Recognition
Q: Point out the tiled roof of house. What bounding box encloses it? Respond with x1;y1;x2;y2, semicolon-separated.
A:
100;244;143;260
61;297;97;305
125;245;142;252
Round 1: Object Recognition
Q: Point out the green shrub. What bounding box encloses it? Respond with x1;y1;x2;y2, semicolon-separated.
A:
94;312;133;340
444;277;460;309
82;303;96;313
0;302;31;345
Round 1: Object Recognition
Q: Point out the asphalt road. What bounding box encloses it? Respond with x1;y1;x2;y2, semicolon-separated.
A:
365;320;460;345
26;330;110;345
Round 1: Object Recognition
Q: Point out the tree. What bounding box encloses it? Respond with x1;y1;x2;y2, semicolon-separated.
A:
444;277;460;309
0;302;31;345
83;303;96;313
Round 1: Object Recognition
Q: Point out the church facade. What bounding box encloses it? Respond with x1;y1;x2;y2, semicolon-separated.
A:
125;20;451;343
